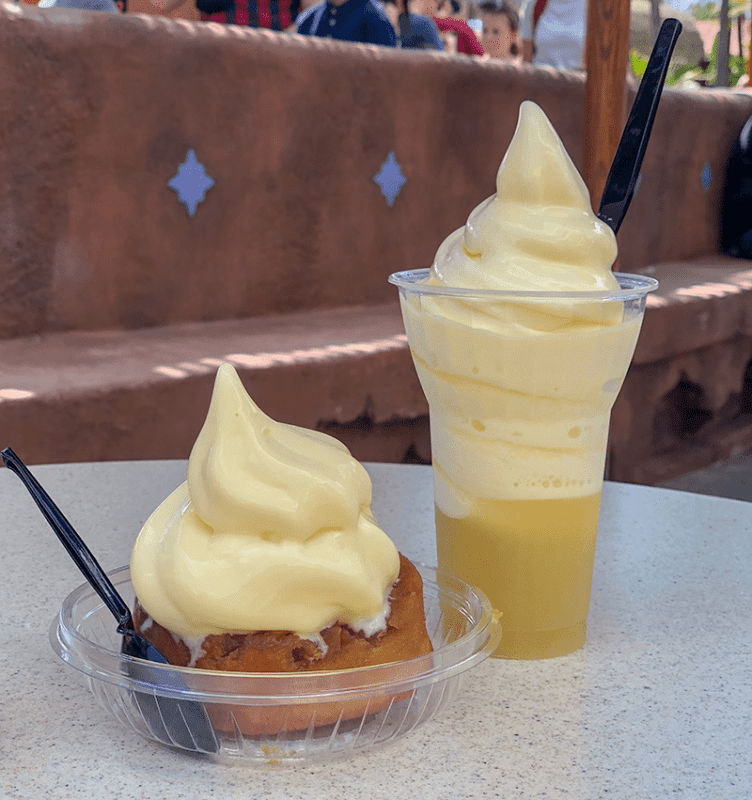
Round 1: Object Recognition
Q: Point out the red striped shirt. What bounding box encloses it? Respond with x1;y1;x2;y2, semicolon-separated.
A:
202;0;300;30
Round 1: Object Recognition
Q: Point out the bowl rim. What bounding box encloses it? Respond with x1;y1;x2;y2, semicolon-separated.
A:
388;269;659;301
51;563;501;704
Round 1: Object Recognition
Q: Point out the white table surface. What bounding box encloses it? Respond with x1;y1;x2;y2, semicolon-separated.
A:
1;460;750;799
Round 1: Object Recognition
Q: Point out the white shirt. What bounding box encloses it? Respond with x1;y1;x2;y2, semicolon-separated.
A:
520;0;587;70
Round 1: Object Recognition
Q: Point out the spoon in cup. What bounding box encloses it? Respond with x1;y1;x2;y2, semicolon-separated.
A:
597;17;683;234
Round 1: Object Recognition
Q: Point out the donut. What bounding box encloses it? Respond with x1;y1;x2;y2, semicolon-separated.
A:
133;553;433;735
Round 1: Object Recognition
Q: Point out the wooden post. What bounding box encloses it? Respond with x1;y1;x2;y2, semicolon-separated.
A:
583;0;633;209
717;0;731;86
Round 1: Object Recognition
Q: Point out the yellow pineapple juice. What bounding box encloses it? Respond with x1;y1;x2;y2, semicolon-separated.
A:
436;494;601;659
389;102;657;659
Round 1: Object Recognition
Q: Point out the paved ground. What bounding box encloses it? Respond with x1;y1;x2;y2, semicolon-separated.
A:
657;449;752;502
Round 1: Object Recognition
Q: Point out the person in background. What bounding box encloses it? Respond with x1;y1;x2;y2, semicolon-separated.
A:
386;0;444;49
38;0;120;10
478;0;519;59
413;0;484;55
519;0;586;70
149;0;300;30
465;0;482;38
722;114;752;259
296;0;397;45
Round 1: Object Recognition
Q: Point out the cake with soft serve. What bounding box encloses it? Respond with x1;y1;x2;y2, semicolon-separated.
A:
130;364;432;733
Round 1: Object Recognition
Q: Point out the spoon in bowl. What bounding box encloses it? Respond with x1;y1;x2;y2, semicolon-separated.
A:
1;447;219;754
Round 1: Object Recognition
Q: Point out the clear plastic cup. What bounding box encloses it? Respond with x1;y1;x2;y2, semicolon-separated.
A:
389;270;658;659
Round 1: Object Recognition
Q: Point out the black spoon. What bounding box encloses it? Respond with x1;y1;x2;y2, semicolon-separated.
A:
1;447;220;754
598;18;683;234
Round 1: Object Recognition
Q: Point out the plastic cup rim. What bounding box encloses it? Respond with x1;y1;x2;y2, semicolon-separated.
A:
388;270;659;301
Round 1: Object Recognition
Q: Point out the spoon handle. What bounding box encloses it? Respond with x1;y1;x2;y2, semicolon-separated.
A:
597;18;682;234
1;447;133;630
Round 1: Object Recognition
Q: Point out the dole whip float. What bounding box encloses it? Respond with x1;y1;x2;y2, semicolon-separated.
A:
391;101;656;659
131;363;400;645
429;100;619;296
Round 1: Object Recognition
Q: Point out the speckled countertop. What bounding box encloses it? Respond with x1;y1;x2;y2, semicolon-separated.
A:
2;461;750;799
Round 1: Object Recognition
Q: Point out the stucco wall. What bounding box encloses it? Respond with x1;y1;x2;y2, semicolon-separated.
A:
3;2;750;342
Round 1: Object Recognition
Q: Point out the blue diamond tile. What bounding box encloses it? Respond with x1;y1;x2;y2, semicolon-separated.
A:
701;162;712;191
373;151;406;208
168;149;215;217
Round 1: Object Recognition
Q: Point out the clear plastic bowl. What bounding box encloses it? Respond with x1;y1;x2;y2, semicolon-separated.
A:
51;563;501;765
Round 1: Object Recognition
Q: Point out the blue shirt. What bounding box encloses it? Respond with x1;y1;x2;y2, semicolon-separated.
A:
398;12;444;50
38;0;118;10
297;0;397;47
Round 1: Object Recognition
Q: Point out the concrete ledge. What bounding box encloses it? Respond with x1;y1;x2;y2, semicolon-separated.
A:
611;256;752;484
0;303;429;465
7;258;752;485
635;255;752;364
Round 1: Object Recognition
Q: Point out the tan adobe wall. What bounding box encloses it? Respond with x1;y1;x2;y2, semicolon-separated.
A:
2;3;750;341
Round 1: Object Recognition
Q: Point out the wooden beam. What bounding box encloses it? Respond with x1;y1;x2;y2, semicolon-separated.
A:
583;0;633;209
717;0;731;86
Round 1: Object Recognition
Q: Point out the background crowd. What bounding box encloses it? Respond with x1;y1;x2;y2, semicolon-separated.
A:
177;0;527;61
27;0;598;70
27;0;538;62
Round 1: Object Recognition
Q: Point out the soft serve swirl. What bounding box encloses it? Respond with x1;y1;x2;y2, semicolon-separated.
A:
399;102;643;512
131;364;400;640
430;100;619;295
